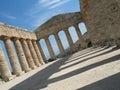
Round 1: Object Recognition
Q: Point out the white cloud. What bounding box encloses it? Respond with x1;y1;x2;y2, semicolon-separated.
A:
25;0;70;28
49;0;70;9
40;0;61;6
1;13;16;20
5;15;16;20
39;0;70;9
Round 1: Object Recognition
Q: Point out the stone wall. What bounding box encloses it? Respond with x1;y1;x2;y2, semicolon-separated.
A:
80;0;120;46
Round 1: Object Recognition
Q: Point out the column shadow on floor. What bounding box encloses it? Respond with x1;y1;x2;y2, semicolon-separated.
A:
77;72;120;90
10;47;120;90
61;47;118;70
66;46;117;64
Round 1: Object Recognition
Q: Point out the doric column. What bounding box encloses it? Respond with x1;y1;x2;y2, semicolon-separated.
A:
74;24;87;48
4;38;24;76
36;40;46;62
64;28;76;52
32;40;45;64
27;39;40;67
0;45;15;81
44;37;56;60
21;39;36;69
13;38;31;72
54;32;66;57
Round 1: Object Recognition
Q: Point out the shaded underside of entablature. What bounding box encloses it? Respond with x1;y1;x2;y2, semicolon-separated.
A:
35;12;83;39
0;23;37;40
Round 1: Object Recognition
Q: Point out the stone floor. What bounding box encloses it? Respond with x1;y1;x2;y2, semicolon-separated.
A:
0;46;120;90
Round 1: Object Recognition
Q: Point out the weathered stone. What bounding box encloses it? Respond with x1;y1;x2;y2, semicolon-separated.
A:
54;32;66;56
21;39;36;69
64;28;76;53
35;12;83;39
32;40;45;64
0;45;15;81
44;37;56;60
80;0;120;46
74;24;87;48
36;41;46;62
4;38;24;76
13;38;31;72
0;23;37;40
27;40;40;67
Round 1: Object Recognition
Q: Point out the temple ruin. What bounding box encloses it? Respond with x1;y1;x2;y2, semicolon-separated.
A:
0;0;120;83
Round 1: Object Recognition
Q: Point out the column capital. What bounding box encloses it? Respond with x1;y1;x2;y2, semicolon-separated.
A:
64;28;68;31
54;32;58;36
20;38;26;42
26;39;32;42
73;23;79;27
2;36;11;40
44;36;49;40
12;37;19;41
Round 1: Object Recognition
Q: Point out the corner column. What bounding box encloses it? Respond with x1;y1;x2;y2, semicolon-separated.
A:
64;28;76;52
44;37;56;60
13;38;31;72
27;39;40;67
36;40;46;62
0;45;15;81
4;38;24;76
74;24;87;48
21;39;36;69
54;32;65;56
32;40;45;64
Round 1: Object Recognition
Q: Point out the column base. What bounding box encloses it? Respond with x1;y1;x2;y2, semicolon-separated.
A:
41;62;45;65
31;66;37;70
36;64;41;67
4;75;16;82
16;71;25;76
24;68;31;73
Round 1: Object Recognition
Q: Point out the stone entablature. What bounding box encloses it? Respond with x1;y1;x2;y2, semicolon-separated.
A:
0;23;37;40
35;12;83;39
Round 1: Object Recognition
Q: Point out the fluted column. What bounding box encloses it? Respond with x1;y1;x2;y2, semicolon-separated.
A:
64;28;76;52
21;39;36;69
32;40;45;64
36;40;46;62
27;39;40;67
44;37;56;60
4;38;24;76
13;38;31;72
74;24;87;48
54;32;65;56
0;45;15;81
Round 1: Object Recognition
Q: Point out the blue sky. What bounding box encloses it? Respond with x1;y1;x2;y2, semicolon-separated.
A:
0;0;80;30
0;0;87;70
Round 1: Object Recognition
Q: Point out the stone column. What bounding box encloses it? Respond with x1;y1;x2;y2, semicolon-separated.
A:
54;32;66;57
64;28;76;52
36;40;46;62
44;37;56;60
4;38;24;76
74;24;87;48
27;39;40;67
21;39;36;69
32;40;45;64
13;38;31;72
0;45;15;81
